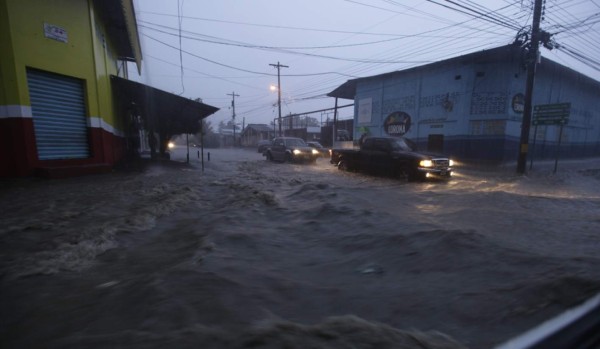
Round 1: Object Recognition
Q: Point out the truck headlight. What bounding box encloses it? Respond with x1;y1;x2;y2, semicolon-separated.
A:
419;159;433;167
311;149;319;155
449;159;454;167
293;149;301;155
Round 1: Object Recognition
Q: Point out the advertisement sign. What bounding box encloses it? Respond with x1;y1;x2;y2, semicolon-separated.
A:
512;93;525;113
383;111;411;136
358;98;372;124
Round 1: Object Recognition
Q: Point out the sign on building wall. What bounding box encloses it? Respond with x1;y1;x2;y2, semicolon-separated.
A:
512;93;525;113
382;96;416;115
358;98;372;124
383;111;411;136
469;120;506;135
532;103;571;125
44;23;68;43
470;92;507;115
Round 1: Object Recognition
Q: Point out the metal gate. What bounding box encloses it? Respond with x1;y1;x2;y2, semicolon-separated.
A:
27;68;90;160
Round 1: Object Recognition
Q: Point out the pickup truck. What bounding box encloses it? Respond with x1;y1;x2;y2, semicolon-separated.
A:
330;136;454;181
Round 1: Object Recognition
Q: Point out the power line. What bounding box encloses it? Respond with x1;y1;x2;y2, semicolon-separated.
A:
138;11;412;37
139;20;495;50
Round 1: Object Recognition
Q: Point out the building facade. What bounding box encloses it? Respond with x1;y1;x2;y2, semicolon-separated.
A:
0;0;218;177
329;45;600;164
240;124;274;147
0;0;143;176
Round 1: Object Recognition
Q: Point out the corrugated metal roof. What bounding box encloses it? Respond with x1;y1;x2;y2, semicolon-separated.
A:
111;75;219;134
245;124;273;132
327;44;600;100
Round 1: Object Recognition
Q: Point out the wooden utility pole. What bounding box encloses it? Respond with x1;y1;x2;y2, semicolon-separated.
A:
227;92;239;147
333;97;338;146
269;62;289;137
517;0;544;174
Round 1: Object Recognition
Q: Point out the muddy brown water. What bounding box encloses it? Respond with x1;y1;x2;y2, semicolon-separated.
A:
1;148;600;348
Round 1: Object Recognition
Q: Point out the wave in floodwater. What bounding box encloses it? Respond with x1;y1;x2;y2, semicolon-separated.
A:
0;168;205;278
53;315;467;349
2;151;600;349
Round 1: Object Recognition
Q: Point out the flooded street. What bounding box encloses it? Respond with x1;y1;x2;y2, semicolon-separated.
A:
1;147;600;348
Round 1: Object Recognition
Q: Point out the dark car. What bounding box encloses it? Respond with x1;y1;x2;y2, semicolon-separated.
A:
264;137;320;163
257;139;271;153
306;141;329;157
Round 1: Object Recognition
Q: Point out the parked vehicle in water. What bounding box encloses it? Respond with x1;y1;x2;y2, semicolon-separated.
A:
264;137;320;163
306;141;329;157
330;136;454;181
257;139;271;153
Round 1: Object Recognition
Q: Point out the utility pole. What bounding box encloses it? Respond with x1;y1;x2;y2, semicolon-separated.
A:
517;0;544;174
227;92;239;147
269;61;289;137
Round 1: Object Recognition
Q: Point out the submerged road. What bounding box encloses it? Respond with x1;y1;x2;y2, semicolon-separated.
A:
1;147;600;348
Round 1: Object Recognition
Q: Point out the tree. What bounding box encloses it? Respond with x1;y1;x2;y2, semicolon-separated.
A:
302;116;320;127
196;119;220;148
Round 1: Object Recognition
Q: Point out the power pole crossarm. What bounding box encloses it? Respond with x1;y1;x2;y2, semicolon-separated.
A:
269;62;289;137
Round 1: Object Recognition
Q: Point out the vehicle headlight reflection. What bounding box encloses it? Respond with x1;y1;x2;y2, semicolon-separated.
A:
449;159;454;167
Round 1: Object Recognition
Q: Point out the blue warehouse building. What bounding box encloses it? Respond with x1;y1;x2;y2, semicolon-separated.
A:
328;44;600;164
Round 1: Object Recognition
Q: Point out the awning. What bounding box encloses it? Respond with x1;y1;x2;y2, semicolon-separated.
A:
327;79;358;100
110;75;219;135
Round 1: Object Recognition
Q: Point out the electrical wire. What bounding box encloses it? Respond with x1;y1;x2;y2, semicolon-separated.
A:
137;0;598;122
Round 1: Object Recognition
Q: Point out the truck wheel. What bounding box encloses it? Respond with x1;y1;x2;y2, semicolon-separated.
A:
285;153;293;163
338;160;349;171
266;152;273;161
408;170;426;182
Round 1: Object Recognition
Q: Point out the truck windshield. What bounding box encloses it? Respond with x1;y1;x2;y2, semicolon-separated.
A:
390;138;413;151
285;138;307;147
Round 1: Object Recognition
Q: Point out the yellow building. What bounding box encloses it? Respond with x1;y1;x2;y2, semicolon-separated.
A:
0;0;217;177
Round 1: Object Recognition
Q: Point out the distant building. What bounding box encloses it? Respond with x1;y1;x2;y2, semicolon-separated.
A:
219;125;242;147
284;126;321;142
328;44;600;163
240;124;274;147
0;0;217;177
320;119;354;147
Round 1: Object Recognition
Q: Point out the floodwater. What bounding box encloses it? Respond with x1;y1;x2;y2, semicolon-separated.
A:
1;147;599;348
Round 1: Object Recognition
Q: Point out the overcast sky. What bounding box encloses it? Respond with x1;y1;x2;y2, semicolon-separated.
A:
131;0;600;128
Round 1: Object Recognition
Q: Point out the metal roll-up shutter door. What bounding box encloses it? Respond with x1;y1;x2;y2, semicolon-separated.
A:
27;68;90;160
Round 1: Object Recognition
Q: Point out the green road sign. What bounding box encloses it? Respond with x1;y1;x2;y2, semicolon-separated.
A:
533;102;570;125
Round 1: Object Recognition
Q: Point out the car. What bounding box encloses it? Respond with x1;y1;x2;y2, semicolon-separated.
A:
257;139;271;153
306;141;329;157
264;137;320;163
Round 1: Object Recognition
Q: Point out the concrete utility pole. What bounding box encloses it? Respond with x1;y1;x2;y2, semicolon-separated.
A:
517;0;544;174
227;92;239;147
269;61;289;137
